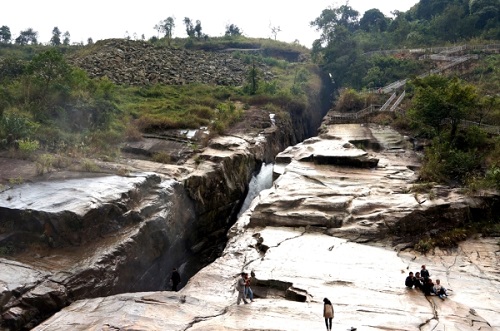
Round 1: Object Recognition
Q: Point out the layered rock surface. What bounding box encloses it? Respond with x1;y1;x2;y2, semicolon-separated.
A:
0;106;303;329
32;124;500;331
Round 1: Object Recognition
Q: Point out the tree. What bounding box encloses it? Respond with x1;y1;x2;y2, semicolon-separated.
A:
194;20;202;38
154;17;175;43
269;24;281;40
360;9;388;32
15;28;38;45
183;17;195;37
225;24;242;37
409;75;479;141
0;25;11;43
310;4;359;44
244;61;261;95
87;37;94;45
62;31;70;45
50;27;61;46
25;48;72;120
163;17;175;40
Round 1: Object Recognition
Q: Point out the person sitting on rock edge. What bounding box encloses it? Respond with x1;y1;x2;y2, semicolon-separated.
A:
405;272;415;288
422;278;434;296
323;298;334;331
236;272;249;305
433;279;448;299
414;272;424;290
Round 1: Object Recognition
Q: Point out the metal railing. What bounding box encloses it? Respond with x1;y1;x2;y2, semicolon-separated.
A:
390;91;406;112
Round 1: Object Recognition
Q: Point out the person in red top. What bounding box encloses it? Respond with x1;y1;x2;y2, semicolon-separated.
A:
244;273;254;302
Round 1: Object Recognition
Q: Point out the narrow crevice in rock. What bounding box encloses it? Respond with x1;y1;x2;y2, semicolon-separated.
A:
183;306;230;331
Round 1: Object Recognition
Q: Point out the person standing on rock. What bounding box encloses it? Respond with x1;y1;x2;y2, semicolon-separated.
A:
244;272;254;302
236;272;249;305
323;298;334;331
170;268;181;292
420;265;430;281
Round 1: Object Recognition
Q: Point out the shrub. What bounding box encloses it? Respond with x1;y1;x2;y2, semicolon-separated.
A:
335;89;364;112
18;138;39;158
81;159;99;172
36;153;55;175
152;152;171;164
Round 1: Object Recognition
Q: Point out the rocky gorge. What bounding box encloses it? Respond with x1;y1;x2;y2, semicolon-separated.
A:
0;40;499;331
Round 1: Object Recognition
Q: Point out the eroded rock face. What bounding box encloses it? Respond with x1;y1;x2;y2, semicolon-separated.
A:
0;174;201;329
0;106;304;330
31;124;500;330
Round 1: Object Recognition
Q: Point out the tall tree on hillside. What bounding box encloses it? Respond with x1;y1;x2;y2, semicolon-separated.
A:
0;25;11;43
50;27;61;46
154;17;175;43
15;28;38;45
360;9;388;32
163;17;175;40
310;5;361;87
194;20;202;38
63;31;70;45
311;4;359;43
225;24;242;37
409;75;479;141
183;17;195;37
270;25;281;40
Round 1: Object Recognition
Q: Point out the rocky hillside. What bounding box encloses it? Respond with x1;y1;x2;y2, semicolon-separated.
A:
67;39;272;86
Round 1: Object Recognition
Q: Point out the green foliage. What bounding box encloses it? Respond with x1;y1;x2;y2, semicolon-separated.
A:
420;139;482;184
152;152;171;163
335;89;364;112
81;159;99;172
0;111;38;140
415;228;469;253
36;153;55;175
17;138;39;158
408;75;479;140
243;61;261;95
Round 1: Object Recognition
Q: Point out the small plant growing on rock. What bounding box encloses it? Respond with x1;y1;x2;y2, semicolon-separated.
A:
8;176;24;185
81;159;99;172
17;138;39;159
415;238;433;253
36;153;55;175
152;152;171;164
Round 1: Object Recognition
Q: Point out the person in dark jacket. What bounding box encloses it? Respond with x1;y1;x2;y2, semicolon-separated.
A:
413;272;424;290
420;265;430;281
405;272;415;288
422;278;434;296
170;268;181;291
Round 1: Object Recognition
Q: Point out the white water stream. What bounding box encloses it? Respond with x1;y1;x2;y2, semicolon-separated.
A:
237;163;274;218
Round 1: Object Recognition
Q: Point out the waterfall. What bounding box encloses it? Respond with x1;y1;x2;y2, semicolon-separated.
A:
237;163;274;218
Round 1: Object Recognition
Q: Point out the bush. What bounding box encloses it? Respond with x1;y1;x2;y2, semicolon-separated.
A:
0;111;38;140
335;89;364;112
152;152;171;164
18;138;39;158
36;153;55;175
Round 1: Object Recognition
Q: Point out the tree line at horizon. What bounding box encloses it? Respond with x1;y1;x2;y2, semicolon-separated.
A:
0;14;248;47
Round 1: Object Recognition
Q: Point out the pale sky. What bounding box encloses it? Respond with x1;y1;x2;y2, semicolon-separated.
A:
1;0;419;48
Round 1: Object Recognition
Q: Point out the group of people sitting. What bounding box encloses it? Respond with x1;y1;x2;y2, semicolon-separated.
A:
405;265;449;300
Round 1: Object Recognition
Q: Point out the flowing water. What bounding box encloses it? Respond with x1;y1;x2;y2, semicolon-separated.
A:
237;162;274;218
